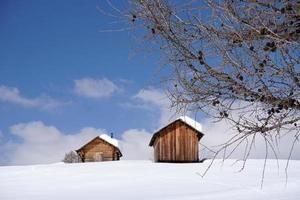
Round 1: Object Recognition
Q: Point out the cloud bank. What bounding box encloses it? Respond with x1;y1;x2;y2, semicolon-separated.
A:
120;129;153;160
74;78;119;98
199;117;300;160
1;121;105;165
0;121;154;165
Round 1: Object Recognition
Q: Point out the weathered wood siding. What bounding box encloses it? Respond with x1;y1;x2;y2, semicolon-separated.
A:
153;120;199;162
79;137;120;162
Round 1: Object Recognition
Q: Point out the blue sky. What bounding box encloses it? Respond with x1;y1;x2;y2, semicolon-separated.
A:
0;0;163;135
0;0;172;164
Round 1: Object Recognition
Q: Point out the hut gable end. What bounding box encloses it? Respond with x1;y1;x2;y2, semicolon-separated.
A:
149;117;204;146
149;116;204;163
76;136;122;162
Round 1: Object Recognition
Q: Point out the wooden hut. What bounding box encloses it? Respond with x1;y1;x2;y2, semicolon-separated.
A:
76;134;122;162
149;116;204;163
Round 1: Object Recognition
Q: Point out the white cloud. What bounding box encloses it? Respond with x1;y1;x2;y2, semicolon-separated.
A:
120;129;153;160
1;117;299;166
0;121;154;165
0;85;67;110
74;78;119;98
4;121;105;165
199;118;300;160
203;102;300;160
133;87;179;127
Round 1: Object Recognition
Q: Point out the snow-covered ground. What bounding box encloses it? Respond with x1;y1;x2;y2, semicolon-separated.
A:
0;159;299;200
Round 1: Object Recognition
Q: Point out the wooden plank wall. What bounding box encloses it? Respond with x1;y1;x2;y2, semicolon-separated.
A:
154;121;199;162
81;138;118;162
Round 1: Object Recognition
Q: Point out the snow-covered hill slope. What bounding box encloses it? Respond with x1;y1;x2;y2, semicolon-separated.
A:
0;159;299;200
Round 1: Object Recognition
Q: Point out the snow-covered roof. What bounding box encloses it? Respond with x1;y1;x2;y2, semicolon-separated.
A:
153;115;202;134
76;134;120;152
178;116;202;132
99;134;119;148
149;115;204;146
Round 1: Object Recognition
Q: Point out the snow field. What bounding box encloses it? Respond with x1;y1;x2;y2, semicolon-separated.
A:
0;159;299;200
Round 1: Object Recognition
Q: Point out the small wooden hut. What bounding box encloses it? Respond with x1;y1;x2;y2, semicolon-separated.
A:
149;116;204;163
76;134;122;162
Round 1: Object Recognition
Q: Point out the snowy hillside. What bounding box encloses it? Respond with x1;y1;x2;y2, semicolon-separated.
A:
0;159;299;200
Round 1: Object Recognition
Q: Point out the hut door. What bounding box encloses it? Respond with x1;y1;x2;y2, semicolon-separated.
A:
94;152;103;162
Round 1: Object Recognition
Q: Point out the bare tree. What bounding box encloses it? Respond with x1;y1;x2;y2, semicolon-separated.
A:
63;151;82;163
121;0;300;166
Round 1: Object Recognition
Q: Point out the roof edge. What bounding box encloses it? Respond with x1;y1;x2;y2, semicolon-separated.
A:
76;136;122;157
149;119;204;146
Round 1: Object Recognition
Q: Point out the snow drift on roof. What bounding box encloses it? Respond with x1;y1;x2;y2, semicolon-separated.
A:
100;134;119;148
178;116;202;132
154;115;203;134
